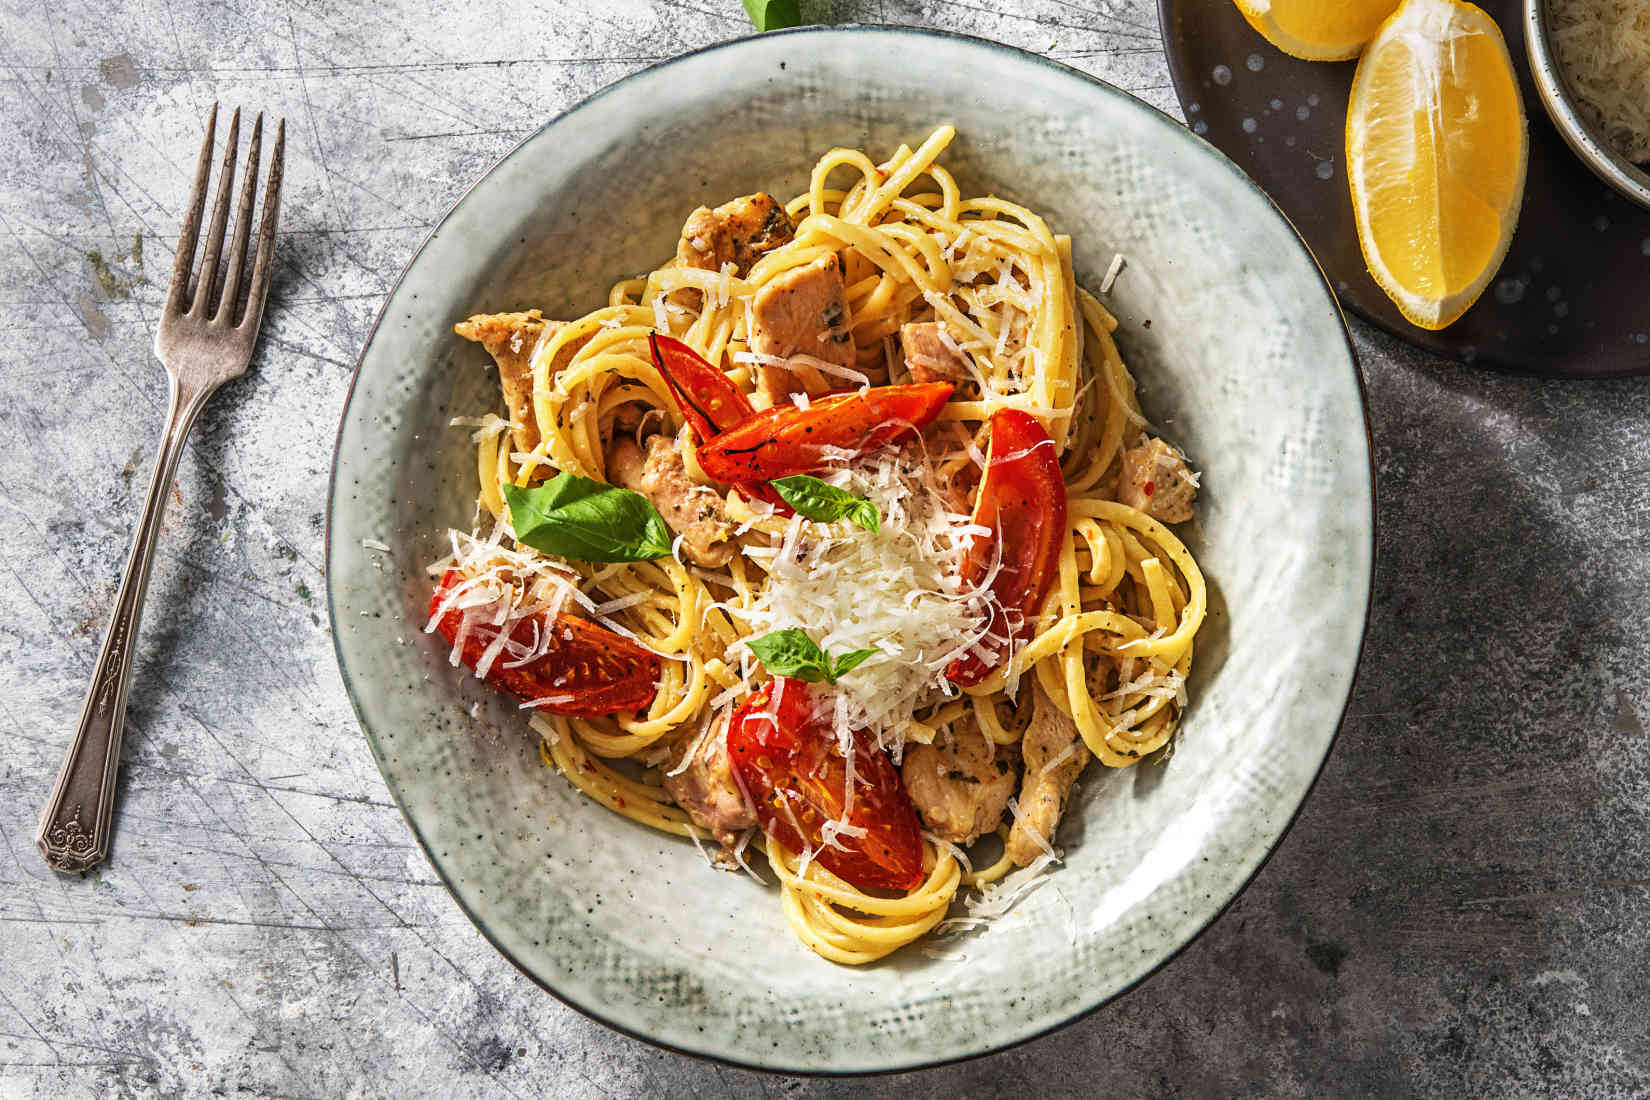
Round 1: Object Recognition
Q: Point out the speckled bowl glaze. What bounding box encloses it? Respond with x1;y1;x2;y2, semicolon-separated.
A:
327;26;1374;1074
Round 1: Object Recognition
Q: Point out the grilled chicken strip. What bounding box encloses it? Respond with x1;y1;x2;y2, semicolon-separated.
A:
748;252;855;404
1118;437;1198;524
1005;683;1090;867
662;716;757;850
454;311;589;453
900;321;971;385
901;719;1016;845
606;427;735;568
676;192;796;278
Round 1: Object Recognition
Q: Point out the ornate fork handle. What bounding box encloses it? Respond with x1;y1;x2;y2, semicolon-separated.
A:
36;104;282;874
36;377;212;872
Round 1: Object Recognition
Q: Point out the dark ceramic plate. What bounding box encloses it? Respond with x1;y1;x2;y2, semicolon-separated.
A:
1159;0;1650;377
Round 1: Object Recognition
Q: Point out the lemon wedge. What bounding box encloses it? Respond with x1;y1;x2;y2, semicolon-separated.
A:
1346;0;1527;331
1233;0;1401;62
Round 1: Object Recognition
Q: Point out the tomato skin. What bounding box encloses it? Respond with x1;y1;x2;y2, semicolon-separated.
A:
947;410;1067;686
648;333;756;441
647;332;791;513
727;679;926;892
695;383;955;484
429;568;660;717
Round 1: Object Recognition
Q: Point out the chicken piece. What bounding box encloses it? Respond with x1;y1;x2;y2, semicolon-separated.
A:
749;253;855;404
1005;683;1090;867
663;717;758;850
901;720;1016;845
1118;437;1198;524
606;427;735;568
610;402;648;435
454;310;543;452
676;192;796;277
1085;652;1119;700
454;311;590;453
900;321;971;385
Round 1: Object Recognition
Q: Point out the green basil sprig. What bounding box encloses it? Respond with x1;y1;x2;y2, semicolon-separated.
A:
503;475;673;563
770;475;880;534
742;0;801;31
746;628;877;685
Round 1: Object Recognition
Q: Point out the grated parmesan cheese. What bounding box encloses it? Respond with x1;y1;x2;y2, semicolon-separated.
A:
665;710;719;778
716;261;736;309
423;524;594;681
1550;0;1650;164
450;413;511;442
730;827;767;884
726;446;997;758
591;591;650;616
935;852;1060;935
685;823;717;868
1040;740;1078;776
1100;252;1126;294
733;349;871;390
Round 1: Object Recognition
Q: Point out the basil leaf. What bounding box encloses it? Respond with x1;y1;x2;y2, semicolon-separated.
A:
771;475;881;534
844;500;880;535
741;0;801;31
830;648;878;680
746;629;878;684
504;475;673;563
745;628;831;683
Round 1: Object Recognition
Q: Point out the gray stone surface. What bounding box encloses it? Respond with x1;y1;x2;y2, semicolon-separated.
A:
0;0;1646;1096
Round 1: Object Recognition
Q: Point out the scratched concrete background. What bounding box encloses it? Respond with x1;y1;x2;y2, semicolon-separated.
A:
2;0;1648;1095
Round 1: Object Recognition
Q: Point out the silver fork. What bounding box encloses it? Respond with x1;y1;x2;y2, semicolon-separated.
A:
36;104;285;873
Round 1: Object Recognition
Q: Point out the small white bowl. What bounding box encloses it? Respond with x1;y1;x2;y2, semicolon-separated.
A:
1525;0;1650;211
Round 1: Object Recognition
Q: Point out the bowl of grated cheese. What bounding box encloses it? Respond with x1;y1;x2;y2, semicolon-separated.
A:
1526;0;1650;210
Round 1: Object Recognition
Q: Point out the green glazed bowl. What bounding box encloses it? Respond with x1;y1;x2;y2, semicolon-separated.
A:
327;25;1374;1074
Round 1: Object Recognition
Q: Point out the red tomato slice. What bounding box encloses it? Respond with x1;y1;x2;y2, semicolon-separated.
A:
647;333;792;513
428;568;660;717
695;382;954;484
648;333;756;441
947;410;1067;686
727;678;925;892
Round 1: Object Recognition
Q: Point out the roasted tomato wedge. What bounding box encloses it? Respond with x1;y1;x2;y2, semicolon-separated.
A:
695;382;954;484
947;409;1067;686
428;568;660;717
727;678;925;891
648;333;757;441
647;332;791;512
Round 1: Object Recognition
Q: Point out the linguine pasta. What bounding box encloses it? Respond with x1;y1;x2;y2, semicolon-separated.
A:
434;126;1207;964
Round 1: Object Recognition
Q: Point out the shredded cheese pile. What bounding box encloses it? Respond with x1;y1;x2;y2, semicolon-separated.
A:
1551;0;1650;163
727;446;995;757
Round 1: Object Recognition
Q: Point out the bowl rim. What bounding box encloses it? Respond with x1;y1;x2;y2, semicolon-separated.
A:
325;22;1377;1076
1525;0;1650;212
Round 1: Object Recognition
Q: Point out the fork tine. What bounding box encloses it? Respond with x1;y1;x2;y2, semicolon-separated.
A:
190;106;240;317
215;112;263;326
166;103;218;316
240;118;285;335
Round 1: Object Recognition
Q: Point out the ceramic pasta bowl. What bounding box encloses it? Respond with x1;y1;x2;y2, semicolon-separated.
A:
327;25;1374;1073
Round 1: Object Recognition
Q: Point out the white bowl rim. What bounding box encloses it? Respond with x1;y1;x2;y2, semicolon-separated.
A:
325;22;1378;1075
